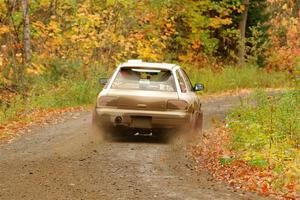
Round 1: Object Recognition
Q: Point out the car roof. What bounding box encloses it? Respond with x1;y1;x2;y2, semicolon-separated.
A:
120;60;177;70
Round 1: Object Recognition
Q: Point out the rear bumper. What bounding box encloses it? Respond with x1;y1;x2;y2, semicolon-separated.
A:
94;107;190;129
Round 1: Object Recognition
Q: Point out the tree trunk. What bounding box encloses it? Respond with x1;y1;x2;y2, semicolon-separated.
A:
22;0;31;64
5;0;18;85
238;0;249;67
293;0;300;18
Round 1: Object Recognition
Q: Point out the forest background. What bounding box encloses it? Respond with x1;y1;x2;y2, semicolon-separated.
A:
0;0;299;133
0;0;299;197
0;0;299;103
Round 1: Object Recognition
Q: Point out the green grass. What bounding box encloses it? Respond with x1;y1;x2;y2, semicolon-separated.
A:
0;78;99;124
186;66;293;93
0;67;107;124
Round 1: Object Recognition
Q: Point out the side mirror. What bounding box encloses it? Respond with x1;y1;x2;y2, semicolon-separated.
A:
194;83;204;92
99;78;108;85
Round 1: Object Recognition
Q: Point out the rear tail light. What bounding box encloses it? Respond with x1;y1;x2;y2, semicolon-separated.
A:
167;100;188;110
97;96;117;107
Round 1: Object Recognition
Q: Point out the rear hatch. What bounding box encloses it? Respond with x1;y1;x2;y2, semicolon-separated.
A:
107;66;179;111
107;89;178;111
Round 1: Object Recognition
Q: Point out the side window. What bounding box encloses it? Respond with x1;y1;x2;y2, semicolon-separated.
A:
180;69;193;92
176;70;187;93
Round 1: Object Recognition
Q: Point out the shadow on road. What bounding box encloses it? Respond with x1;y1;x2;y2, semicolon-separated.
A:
107;134;169;144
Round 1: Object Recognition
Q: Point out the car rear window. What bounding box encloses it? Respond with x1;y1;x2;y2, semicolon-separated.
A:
111;67;176;92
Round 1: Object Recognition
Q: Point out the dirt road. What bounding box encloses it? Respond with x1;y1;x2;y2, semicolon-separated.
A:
0;95;270;200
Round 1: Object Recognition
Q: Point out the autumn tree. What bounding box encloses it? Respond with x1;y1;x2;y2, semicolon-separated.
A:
238;0;249;67
0;0;299;90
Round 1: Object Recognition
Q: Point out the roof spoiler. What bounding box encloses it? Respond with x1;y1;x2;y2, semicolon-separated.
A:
127;59;143;63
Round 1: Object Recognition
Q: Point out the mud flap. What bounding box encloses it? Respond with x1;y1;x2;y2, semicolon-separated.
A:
191;111;203;135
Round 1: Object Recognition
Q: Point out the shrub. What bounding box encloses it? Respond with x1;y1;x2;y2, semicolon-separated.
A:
0;69;104;124
227;88;300;189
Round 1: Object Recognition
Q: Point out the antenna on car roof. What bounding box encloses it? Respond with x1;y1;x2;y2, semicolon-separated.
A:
127;59;143;63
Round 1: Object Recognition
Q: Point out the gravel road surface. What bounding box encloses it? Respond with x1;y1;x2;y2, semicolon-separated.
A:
0;95;271;200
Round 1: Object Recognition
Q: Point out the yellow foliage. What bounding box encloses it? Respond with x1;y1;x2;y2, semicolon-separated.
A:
209;17;232;28
136;41;163;62
0;25;9;35
0;55;3;67
26;63;46;76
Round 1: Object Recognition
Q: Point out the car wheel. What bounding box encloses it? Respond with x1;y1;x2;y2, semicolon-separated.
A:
152;129;170;141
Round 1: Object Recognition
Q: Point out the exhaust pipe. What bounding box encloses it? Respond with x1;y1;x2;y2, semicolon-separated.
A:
115;116;122;124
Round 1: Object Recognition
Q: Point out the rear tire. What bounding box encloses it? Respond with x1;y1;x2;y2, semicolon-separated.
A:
153;129;170;142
